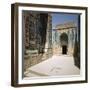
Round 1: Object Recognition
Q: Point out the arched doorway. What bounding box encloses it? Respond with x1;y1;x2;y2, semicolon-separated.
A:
60;33;68;54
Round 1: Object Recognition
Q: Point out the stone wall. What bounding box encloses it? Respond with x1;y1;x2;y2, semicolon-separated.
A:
52;22;77;55
24;48;53;71
23;12;53;71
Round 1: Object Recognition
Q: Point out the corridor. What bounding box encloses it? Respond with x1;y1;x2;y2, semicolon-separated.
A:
24;55;80;77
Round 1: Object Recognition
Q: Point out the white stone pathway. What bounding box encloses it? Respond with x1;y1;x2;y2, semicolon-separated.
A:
24;55;80;77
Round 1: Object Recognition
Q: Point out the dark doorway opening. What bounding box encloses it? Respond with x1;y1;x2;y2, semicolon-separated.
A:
62;45;67;54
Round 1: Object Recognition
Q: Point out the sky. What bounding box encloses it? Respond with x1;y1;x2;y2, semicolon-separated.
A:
52;13;80;29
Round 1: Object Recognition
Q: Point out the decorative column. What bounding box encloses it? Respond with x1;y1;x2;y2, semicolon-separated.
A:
67;28;73;55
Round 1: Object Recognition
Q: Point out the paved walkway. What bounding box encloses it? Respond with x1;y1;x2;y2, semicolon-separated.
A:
24;55;80;77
